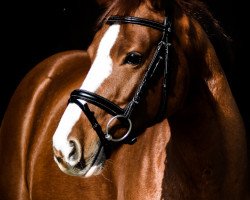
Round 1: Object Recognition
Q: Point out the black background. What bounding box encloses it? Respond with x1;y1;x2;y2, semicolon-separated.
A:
1;0;249;138
1;0;103;121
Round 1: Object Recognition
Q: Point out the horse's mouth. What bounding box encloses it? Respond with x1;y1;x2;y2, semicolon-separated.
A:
82;145;106;177
54;145;106;177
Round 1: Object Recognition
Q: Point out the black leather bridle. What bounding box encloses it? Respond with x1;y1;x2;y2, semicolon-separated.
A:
69;15;171;146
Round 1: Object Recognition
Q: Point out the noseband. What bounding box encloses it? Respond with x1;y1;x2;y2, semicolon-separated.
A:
69;15;171;146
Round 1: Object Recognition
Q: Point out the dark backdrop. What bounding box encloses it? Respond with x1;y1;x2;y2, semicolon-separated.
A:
1;0;249;136
1;0;103;121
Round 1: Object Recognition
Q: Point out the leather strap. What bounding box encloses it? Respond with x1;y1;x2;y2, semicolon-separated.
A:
107;16;167;31
70;90;124;116
68;99;107;143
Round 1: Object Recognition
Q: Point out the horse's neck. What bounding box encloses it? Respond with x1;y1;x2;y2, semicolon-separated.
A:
172;15;245;141
108;120;171;200
162;18;247;199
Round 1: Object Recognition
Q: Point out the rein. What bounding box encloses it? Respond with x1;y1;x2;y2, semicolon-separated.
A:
69;15;171;146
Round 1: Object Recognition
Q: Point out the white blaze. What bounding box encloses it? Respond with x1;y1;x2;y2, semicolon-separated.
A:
52;25;120;161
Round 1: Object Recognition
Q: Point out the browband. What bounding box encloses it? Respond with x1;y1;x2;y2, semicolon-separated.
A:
106;16;168;31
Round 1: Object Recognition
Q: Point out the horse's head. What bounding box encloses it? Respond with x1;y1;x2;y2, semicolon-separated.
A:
52;0;188;177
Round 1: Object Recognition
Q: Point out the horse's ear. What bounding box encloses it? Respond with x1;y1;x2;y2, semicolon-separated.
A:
96;0;112;6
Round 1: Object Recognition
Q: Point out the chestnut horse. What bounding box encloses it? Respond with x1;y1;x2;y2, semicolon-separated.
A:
0;0;248;199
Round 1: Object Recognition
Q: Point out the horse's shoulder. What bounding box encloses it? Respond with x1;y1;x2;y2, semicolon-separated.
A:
1;50;90;128
14;50;90;98
26;50;90;84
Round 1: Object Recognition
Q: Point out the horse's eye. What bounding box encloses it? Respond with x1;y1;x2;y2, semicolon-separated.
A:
124;52;142;66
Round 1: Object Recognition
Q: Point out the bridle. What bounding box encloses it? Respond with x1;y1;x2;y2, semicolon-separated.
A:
69;15;171;146
69;16;171;146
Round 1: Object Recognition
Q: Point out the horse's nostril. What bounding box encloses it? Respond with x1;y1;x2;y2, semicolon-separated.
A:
53;147;65;163
68;140;81;162
53;147;63;158
55;156;63;163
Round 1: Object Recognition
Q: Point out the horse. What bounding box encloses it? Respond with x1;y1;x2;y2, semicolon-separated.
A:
0;0;248;199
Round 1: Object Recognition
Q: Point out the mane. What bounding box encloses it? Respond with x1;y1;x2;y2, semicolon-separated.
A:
97;0;233;79
175;0;233;80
